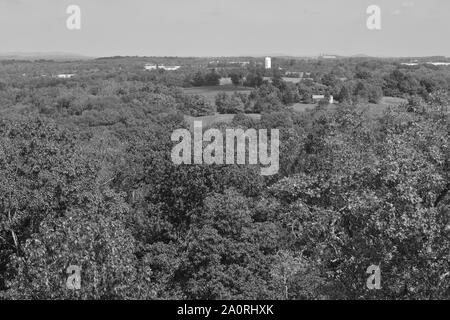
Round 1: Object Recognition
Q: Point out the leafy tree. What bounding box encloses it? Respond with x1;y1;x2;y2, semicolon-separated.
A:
337;84;352;104
230;72;244;86
215;92;245;114
179;189;275;299
321;73;338;88
204;70;221;86
192;71;204;87
180;94;216;116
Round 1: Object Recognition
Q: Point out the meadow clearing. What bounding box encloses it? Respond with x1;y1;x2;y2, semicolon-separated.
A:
183;91;408;128
183;85;253;105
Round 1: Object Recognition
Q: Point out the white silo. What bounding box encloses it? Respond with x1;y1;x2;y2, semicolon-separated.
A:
265;57;272;69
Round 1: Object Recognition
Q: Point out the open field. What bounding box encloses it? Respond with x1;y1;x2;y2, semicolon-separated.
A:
183;96;408;128
290;96;408;115
380;96;408;105
184;113;261;129
362;96;408;117
183;85;253;104
290;103;318;113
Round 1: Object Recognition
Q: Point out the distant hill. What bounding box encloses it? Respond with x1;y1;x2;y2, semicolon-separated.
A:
351;54;372;58
0;52;92;61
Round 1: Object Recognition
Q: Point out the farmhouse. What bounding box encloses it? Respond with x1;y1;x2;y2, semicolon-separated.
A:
144;64;158;70
312;94;334;104
55;74;75;79
426;62;450;66
160;65;181;71
219;77;232;85
144;64;181;71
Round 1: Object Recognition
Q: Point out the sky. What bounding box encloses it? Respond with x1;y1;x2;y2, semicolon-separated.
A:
0;0;449;57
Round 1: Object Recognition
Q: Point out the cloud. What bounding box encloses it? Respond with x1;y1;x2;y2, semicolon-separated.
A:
401;1;415;8
0;0;25;9
0;0;22;4
392;1;415;16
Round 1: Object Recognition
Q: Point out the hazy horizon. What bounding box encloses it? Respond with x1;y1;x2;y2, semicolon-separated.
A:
1;0;449;57
0;51;449;59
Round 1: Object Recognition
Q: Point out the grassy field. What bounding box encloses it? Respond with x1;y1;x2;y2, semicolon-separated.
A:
182;85;256;128
362;96;408;117
290;96;408;115
183;85;253;104
184;113;261;129
380;96;408;105
183;96;408;128
290;103;318;113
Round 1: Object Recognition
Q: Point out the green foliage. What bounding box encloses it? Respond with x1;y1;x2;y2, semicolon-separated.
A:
215;92;245;114
191;70;221;87
0;58;449;300
180;94;216;116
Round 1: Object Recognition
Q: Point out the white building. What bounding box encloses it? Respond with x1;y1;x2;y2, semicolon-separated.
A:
312;95;334;104
160;66;181;71
145;64;181;71
265;57;272;69
56;74;75;79
219;77;232;85
426;62;450;66
144;64;158;70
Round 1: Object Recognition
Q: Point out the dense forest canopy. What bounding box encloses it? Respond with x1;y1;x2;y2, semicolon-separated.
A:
0;56;449;299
